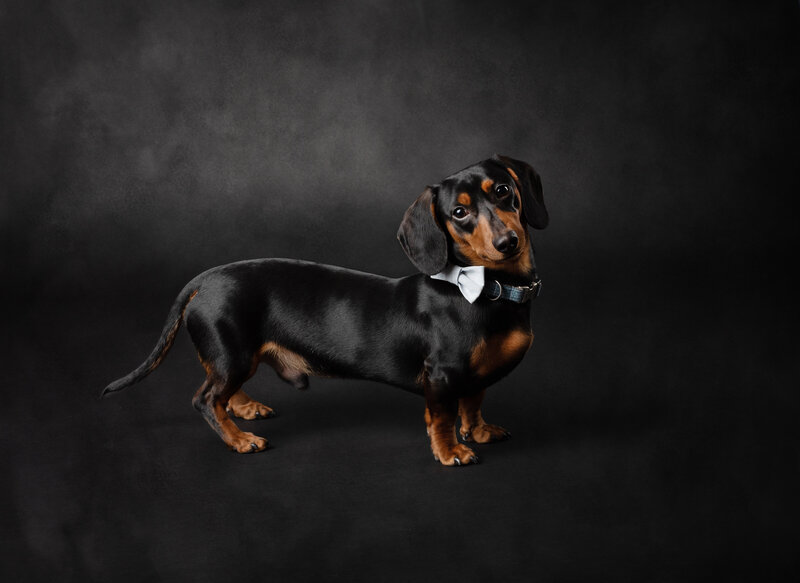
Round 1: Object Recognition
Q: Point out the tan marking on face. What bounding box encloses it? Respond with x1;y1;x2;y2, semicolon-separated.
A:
457;192;471;206
507;168;532;210
470;330;533;378
481;179;494;193
446;213;532;275
508;181;521;207
427;200;445;231
494;208;532;273
446;215;502;265
473;214;496;254
495;208;524;233
505;168;525;209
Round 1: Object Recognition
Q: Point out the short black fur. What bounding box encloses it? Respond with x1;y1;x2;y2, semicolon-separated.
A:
103;156;548;465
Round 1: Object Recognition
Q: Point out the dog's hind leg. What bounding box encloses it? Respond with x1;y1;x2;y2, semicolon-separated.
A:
226;389;276;420
223;342;311;421
192;368;269;454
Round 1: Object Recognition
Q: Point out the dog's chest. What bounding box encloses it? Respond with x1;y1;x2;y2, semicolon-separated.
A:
469;329;533;378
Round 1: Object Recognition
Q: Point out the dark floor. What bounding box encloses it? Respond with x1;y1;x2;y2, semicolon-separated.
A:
3;254;796;583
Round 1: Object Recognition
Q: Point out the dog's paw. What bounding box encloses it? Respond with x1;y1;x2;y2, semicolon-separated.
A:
229;432;269;454
226;400;275;421
460;423;511;443
433;443;480;467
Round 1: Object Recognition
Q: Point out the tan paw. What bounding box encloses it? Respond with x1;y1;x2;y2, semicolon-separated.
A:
432;443;480;466
226;400;275;420
460;423;511;443
228;432;269;453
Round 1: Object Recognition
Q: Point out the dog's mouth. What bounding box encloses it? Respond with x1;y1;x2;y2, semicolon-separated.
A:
478;247;524;264
501;248;525;261
496;248;525;262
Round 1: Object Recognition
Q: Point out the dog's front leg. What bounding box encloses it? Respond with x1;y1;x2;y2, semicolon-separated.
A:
424;387;479;466
459;390;512;443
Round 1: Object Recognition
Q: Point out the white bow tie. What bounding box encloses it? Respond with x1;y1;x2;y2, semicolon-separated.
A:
430;265;485;303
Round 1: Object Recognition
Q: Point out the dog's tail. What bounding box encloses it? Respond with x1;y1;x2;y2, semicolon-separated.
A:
101;284;199;398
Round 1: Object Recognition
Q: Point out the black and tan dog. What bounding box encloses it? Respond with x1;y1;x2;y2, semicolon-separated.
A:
103;155;548;466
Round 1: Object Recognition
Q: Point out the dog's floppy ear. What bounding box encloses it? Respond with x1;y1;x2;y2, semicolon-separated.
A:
493;154;549;229
397;186;448;275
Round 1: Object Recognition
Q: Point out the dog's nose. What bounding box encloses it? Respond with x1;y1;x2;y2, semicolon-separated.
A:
493;231;519;254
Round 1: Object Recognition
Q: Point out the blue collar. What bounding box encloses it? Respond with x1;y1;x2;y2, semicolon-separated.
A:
483;278;542;303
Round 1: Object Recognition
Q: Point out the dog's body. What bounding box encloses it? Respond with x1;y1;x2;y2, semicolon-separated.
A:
104;155;548;466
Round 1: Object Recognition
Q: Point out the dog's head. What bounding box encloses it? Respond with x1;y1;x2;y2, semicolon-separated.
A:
397;155;548;276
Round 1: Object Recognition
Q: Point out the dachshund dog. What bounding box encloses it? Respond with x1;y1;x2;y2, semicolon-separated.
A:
103;155;548;466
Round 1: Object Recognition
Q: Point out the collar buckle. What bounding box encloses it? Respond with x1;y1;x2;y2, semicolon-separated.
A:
522;278;542;301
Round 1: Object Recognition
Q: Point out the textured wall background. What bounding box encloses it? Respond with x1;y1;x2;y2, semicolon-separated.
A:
2;1;798;581
3;0;796;301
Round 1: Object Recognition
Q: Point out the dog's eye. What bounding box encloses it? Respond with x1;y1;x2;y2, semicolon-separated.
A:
452;207;468;219
495;184;511;197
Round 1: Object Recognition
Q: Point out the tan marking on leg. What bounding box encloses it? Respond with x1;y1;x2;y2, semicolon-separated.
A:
211;400;269;453
226;389;275;420
193;380;269;453
425;391;478;466
458;390;510;443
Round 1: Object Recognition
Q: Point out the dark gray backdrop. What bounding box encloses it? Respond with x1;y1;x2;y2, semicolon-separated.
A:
2;1;798;581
